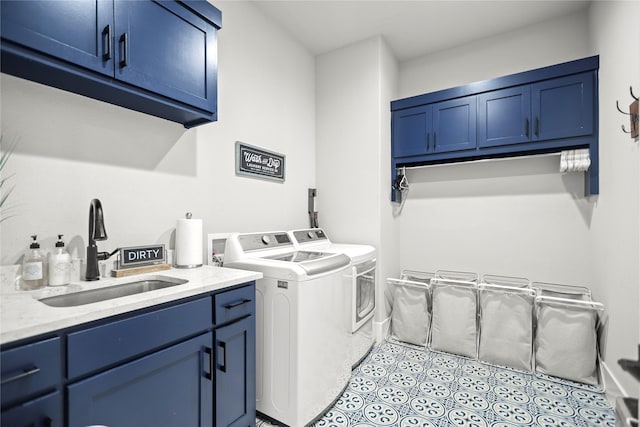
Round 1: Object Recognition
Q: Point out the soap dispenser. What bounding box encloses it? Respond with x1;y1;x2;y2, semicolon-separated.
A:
21;235;48;290
49;234;71;286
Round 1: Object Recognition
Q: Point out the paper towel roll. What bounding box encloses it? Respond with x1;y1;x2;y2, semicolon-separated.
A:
175;215;203;268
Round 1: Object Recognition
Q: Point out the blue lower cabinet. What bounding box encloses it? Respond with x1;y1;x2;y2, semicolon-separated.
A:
68;332;213;427
0;283;256;426
215;315;256;427
0;391;62;427
0;337;61;408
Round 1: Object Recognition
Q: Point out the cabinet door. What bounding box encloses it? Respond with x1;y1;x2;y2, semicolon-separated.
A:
392;105;433;157
67;296;211;380
478;86;531;148
215;316;256;427
68;332;213;427
1;337;61;407
1;391;62;427
0;0;114;76
532;72;594;141
433;95;477;152
114;0;217;112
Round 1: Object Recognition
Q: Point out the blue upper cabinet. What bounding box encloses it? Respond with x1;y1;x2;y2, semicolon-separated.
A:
477;73;594;148
433;95;477;152
478;86;532;148
390;56;599;202
532;73;594;141
1;1;114;76
1;0;221;128
392;105;432;157
392;96;476;158
114;1;217;113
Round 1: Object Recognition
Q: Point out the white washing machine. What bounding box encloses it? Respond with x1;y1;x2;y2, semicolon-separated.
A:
224;231;352;427
289;228;376;368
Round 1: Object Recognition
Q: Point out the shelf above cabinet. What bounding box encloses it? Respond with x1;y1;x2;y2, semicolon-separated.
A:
391;56;599;202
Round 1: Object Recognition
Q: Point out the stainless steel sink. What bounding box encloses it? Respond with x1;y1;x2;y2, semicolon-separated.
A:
38;276;188;307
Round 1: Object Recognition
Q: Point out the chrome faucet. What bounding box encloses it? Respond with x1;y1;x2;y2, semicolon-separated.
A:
85;198;109;281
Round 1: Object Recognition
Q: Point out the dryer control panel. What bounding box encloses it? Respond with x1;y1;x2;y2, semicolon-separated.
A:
292;228;328;243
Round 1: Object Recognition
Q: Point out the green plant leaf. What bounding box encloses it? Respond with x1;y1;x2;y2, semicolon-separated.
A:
0;135;18;219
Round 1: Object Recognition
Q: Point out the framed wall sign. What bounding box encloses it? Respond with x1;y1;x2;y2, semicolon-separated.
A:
235;141;285;182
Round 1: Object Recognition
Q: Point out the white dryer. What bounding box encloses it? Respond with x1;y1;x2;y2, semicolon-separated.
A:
224;231;352;427
289;228;376;368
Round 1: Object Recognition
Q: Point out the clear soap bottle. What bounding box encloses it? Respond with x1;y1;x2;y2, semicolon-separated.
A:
49;234;71;286
21;235;48;290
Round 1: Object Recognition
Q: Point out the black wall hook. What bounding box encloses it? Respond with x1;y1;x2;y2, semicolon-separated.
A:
617;86;639;138
617;100;631;115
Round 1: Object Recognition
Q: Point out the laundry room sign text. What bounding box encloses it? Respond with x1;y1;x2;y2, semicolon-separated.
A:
235;141;286;182
118;244;166;268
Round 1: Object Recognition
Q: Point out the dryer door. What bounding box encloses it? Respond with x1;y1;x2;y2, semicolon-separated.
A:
352;259;376;332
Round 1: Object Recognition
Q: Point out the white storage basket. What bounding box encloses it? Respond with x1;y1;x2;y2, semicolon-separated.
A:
388;275;432;347
478;282;535;371
534;295;605;388
430;278;478;359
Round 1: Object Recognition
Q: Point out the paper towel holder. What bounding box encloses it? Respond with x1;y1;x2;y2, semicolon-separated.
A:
175;211;203;269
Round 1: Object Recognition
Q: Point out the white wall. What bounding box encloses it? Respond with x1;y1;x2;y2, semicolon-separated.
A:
588;0;640;398
0;1;316;265
315;37;400;330
378;41;401;325
399;9;591;98
316;38;383;245
396;9;593;284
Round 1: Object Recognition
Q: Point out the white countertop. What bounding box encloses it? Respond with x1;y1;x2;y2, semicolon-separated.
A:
0;265;262;345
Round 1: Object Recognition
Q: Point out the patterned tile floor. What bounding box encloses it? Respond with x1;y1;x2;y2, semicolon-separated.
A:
257;339;616;427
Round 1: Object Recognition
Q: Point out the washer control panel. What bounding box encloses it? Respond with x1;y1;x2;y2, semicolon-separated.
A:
239;232;292;252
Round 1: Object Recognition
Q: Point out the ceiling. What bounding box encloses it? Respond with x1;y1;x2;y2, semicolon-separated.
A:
251;0;591;62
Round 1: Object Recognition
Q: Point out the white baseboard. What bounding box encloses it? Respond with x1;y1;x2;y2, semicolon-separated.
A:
373;316;390;343
601;360;628;405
